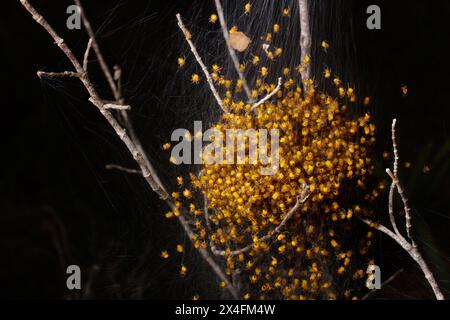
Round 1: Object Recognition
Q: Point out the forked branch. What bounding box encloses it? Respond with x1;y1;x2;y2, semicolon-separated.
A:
176;13;226;113
361;119;444;300
250;77;283;112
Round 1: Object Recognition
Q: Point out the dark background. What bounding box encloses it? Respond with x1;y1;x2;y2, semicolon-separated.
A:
0;0;449;299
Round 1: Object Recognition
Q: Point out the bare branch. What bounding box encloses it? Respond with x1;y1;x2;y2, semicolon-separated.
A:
388;119;401;235
388;120;400;234
82;37;93;71
177;213;239;298
360;118;444;300
391;119;399;176
214;0;254;103
176;13;227;113
388;183;401;236
105;164;141;175
75;0;167;203
360;218;404;245
74;0;121;101
386;168;414;244
21;0;238;299
103;103;131;111
250;77;282;112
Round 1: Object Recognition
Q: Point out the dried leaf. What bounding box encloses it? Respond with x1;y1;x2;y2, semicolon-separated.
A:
229;31;251;52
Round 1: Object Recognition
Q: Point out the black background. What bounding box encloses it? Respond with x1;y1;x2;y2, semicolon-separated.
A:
1;0;449;299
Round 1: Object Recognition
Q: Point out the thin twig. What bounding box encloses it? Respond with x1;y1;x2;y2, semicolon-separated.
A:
176;13;226;113
74;0;120;101
75;0;165;191
103;103;131;110
360;118;444;300
387;119;413;242
388;119;401;235
388;183;401;236
361;217;443;299
212;186;310;257
21;0;166;210
250;77;282;112
82;37;93;71
391;119;399;176
21;0;238;299
360;218;404;245
386;168;414;245
298;0;311;83
37;70;81;78
214;0;254;103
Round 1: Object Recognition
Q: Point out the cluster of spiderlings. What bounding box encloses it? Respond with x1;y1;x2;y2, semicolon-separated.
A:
164;5;382;300
165;80;379;299
198;84;378;298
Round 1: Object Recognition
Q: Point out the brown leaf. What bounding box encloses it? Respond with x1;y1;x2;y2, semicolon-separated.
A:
229;31;251;52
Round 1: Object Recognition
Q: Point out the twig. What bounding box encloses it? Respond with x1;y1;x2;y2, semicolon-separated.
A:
82;37;93;71
37;70;81;78
298;0;311;83
391;119;399;176
361;269;404;300
385;120;413;244
388;183;401;236
75;0;165;191
74;0;120;101
250;77;282;112
176;13;226;113
386;168;414;245
214;0;254;103
211;185;310;257
103;103;131;110
361;217;443;299
388;119;401;236
360;218;403;243
21;0;238;299
105;164;141;174
360;119;444;300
